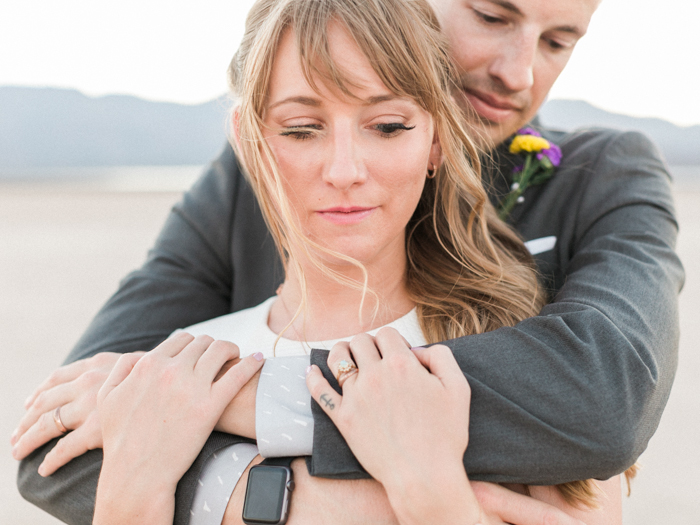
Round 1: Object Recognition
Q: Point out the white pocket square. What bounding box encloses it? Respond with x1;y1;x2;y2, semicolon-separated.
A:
524;236;557;255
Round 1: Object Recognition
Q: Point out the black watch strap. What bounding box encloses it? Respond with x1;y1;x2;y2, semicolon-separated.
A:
259;456;295;468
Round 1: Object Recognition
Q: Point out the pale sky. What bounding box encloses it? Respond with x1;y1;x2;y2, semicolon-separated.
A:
2;0;699;126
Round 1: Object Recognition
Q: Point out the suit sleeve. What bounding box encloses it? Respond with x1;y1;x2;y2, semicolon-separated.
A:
308;130;684;484
17;144;268;525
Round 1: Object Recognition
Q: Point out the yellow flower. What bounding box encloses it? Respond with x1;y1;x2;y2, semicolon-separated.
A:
509;135;550;154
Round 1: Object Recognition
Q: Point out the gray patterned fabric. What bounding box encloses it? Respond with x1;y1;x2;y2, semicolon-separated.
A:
256;357;315;458
189;443;259;525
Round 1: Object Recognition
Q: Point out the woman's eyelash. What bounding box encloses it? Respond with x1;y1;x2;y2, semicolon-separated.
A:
280;123;415;139
375;123;416;136
280;125;322;140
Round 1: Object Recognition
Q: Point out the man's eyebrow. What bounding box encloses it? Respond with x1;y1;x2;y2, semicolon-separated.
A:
268;96;322;110
483;0;584;36
484;0;523;17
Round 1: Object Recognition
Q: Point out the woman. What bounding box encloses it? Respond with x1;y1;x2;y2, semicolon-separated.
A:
17;0;624;523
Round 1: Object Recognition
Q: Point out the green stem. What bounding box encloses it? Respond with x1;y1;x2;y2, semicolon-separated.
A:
498;153;535;220
498;188;524;220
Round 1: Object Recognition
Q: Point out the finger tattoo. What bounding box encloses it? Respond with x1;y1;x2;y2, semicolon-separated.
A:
320;393;335;410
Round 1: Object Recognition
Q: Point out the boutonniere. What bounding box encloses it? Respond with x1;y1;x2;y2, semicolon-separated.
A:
498;128;562;220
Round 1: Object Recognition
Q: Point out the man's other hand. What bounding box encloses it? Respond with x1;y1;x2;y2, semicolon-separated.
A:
11;351;137;476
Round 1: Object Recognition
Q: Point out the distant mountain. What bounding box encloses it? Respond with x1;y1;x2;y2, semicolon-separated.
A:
540;99;700;165
0;86;230;169
0;87;697;169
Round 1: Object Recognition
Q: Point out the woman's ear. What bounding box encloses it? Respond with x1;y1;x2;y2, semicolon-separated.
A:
428;129;443;171
231;107;242;152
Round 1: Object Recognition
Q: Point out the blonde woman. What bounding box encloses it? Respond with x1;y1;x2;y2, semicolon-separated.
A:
55;0;625;523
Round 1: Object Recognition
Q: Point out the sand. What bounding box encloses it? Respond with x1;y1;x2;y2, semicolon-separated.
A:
1;180;698;524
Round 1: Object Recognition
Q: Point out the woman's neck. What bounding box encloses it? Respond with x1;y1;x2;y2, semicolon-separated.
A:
268;250;414;342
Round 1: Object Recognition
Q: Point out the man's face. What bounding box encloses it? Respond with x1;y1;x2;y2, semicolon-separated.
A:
432;0;600;146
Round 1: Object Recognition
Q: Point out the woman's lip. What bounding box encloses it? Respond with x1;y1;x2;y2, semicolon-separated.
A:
462;89;520;124
317;207;376;224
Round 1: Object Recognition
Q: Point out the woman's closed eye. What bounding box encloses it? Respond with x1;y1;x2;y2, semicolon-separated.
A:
280;124;323;140
374;122;416;137
279;122;416;140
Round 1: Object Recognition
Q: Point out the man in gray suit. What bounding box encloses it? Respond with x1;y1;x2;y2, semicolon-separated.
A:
15;0;683;523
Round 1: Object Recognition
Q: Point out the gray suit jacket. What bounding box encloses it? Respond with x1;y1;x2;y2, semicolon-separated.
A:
18;127;683;525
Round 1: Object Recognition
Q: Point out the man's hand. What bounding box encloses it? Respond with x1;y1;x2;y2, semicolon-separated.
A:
11;352;139;476
12;342;260;475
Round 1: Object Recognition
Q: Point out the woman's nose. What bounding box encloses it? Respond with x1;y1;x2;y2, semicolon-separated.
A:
323;128;367;191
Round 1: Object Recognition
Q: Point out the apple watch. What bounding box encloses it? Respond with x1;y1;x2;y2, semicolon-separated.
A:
242;456;295;524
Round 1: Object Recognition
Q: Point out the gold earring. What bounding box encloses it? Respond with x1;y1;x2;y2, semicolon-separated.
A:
426;163;437;179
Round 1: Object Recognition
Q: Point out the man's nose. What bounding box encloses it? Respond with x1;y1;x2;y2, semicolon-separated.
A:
323;128;367;191
488;32;537;93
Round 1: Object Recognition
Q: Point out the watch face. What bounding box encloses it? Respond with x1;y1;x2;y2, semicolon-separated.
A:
243;466;289;524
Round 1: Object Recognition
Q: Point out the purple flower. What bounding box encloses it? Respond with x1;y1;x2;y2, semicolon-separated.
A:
537;143;562;167
517;127;542;137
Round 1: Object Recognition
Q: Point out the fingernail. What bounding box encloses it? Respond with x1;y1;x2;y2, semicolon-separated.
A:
410;346;426;352
305;365;313;376
38;464;46;477
253;352;264;362
10;429;18;446
24;397;32;408
11;447;19;460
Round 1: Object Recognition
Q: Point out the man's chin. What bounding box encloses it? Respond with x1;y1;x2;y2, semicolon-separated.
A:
466;117;521;151
453;94;522;150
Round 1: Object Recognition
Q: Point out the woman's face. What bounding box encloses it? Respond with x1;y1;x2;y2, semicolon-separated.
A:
259;23;441;268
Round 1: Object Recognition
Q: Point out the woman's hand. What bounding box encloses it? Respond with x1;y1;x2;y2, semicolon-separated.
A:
93;332;264;525
11;351;139;475
305;328;587;525
305;327;480;525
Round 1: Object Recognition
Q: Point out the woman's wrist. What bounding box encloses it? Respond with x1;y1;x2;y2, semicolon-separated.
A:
384;460;482;525
215;367;260;438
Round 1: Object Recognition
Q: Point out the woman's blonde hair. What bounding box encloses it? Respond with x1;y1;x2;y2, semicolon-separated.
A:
228;0;619;508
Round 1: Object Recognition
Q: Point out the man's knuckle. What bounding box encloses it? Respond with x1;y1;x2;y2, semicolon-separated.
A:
90;353;109;366
38;412;53;433
81;369;104;386
33;392;48;410
195;334;215;346
213;340;239;358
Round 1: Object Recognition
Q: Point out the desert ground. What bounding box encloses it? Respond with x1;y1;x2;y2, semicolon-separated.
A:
1;173;698;524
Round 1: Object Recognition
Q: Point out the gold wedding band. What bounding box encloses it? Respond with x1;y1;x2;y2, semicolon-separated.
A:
335;359;358;388
53;406;68;434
